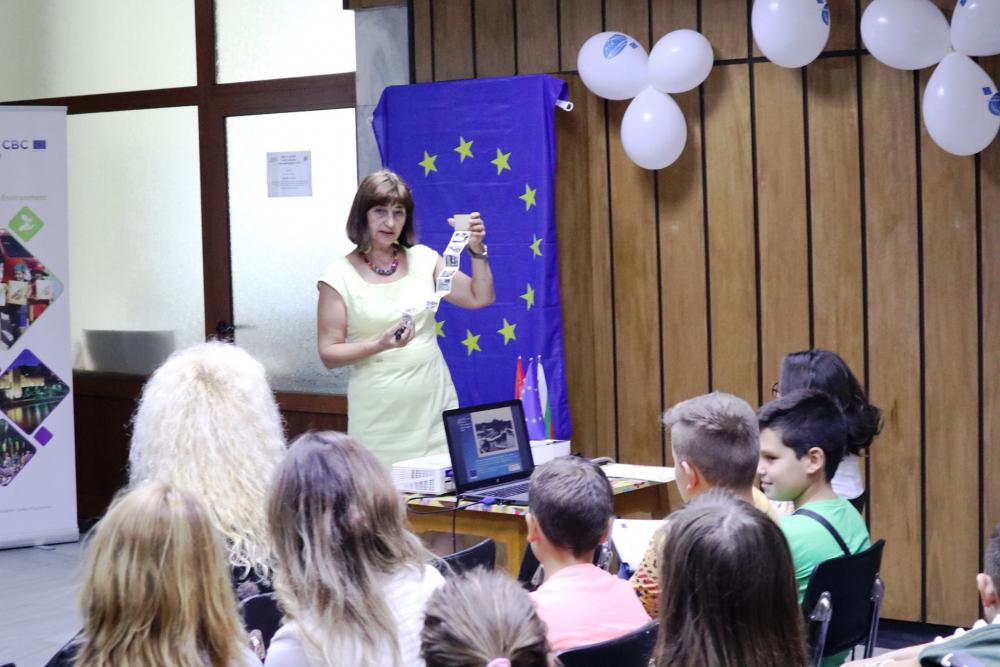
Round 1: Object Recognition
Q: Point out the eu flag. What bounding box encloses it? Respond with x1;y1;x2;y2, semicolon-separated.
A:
373;75;571;439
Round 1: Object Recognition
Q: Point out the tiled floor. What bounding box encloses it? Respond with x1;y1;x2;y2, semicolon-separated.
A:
1;542;83;667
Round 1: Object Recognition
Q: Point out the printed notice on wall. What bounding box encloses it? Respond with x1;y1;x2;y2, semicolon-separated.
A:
267;151;312;197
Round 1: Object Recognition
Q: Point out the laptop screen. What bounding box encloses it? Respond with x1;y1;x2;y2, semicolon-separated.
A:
443;400;534;492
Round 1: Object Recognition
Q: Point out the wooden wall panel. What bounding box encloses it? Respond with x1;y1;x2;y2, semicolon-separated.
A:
984;56;1000;563
827;0;857;51
407;0;999;622
702;0;748;60
650;0;697;33
658;85;709;432
704;66;758;405
515;0;559;74
755;63;810;398
921;73;980;626
474;0;515;77
863;59;923;621
554;74;615;460
557;0;602;73
808;58;864;376
431;0;474;81
413;0;434;82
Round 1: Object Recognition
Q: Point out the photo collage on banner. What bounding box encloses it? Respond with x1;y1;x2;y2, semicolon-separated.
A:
0;107;77;548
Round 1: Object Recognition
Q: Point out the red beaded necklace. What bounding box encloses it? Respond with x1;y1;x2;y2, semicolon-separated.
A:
359;247;399;276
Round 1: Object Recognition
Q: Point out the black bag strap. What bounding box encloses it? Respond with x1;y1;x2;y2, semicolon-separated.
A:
794;508;851;556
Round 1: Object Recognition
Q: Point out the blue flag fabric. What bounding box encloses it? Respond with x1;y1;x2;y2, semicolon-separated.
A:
373;74;571;439
521;358;546;440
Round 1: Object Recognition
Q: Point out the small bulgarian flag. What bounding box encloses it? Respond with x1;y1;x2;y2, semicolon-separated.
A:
536;355;554;439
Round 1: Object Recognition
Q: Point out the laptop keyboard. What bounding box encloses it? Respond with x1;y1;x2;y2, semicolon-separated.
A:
492;482;530;498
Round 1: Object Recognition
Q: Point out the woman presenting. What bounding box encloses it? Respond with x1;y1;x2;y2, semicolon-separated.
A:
317;170;495;467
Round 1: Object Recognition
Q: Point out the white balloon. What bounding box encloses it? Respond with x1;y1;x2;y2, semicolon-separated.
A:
951;0;1000;57
577;32;648;100
860;0;950;70
922;52;1000;156
751;0;831;69
647;29;715;94
620;87;687;170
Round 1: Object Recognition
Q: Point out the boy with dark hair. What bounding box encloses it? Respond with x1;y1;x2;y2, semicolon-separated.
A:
526;456;650;652
757;389;871;602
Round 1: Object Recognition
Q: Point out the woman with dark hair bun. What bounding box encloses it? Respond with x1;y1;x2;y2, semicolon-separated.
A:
778;348;883;506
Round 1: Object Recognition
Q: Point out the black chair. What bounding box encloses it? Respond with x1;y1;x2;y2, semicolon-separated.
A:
516;537;614;592
803;539;886;667
555;620;659;667
436;538;496;576
240;592;283;651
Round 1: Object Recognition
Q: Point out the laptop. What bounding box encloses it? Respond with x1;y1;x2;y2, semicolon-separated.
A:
443;399;535;505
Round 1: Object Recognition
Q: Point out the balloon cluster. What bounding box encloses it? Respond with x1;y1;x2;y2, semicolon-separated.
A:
861;0;1000;156
577;30;715;170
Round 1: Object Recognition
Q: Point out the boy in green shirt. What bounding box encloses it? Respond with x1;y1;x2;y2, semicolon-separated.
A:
758;389;871;667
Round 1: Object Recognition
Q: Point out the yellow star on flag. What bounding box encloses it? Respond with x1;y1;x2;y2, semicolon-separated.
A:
497;318;517;345
519;183;537;210
418;150;438;176
490;148;511;175
454;136;474;163
435;319;445;337
461;329;482;355
529;234;543;257
520;283;535;310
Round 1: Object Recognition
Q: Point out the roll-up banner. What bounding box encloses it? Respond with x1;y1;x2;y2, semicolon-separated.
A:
0;106;77;548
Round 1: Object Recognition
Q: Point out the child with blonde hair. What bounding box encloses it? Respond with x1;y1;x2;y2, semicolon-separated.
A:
65;483;260;666
265;431;444;667
421;569;553;667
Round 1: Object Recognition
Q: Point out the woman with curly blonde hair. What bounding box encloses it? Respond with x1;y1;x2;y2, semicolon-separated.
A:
265;431;444;667
129;341;286;593
70;482;260;666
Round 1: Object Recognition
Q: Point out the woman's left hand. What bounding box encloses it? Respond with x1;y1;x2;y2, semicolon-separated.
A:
466;212;486;254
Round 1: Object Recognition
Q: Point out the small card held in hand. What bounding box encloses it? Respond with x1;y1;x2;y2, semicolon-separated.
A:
452;214;471;231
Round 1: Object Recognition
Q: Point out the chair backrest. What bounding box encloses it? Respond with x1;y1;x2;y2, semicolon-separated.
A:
803;538;886;660
437;538;497;576
240;592;283;650
555;621;659;667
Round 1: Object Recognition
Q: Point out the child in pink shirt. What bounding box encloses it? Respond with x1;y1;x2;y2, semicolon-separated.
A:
526;456;651;652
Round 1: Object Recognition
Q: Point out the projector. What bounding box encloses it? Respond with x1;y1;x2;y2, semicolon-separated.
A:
391;453;455;495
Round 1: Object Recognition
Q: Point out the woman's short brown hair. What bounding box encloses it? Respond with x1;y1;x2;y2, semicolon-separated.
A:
346;169;417;250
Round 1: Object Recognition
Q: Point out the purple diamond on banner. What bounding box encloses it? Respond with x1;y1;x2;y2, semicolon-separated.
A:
35;426;52;446
0;349;70;434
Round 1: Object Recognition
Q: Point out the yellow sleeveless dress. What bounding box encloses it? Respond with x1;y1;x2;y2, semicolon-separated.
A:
319;245;458;467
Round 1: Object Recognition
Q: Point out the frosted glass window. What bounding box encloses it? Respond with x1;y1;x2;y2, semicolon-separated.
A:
227;109;357;394
0;0;195;102
216;0;356;84
68;108;204;374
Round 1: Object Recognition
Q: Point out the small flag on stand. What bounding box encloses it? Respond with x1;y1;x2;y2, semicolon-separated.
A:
515;355;525;400
537;355;554;440
522;357;546;440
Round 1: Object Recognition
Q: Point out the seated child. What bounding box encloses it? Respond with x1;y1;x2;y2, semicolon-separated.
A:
843;522;1000;667
526;456;651;652
421;569;553;667
630;392;779;615
265;431;444;667
758;389;871;667
654;490;808;667
757;388;871;601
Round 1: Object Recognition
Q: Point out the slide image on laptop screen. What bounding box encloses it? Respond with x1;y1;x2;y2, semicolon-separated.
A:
472;409;517;458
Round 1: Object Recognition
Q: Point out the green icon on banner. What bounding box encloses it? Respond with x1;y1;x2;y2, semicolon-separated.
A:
9;207;43;242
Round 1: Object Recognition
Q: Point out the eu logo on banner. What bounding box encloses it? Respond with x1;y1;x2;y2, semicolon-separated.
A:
32;140;46;150
373;75;572;440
